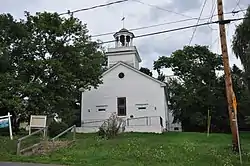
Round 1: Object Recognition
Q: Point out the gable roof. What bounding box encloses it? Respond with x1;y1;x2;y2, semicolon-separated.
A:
102;61;166;87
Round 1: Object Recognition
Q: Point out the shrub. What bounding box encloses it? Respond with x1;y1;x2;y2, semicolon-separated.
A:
98;112;125;139
48;121;69;138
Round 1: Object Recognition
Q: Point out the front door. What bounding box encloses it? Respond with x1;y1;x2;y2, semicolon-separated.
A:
117;97;126;116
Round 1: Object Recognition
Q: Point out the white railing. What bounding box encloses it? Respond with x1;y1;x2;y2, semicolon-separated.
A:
81;116;163;127
126;116;163;127
81;119;106;127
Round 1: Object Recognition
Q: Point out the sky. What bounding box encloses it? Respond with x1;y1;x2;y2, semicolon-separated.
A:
0;0;249;77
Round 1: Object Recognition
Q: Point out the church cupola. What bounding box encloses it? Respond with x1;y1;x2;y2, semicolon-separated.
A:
114;28;135;47
106;28;141;69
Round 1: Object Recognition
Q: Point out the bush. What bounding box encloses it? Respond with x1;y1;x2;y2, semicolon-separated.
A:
48;121;69;138
98;112;125;139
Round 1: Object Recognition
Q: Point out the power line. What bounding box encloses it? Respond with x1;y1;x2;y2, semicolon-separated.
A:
59;0;129;16
207;0;217;30
208;0;218;48
131;0;195;19
233;0;245;15
189;0;208;45
210;0;217;20
91;9;246;38
232;8;246;15
99;17;248;44
92;18;202;37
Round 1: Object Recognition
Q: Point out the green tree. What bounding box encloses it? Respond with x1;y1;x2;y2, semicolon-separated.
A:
139;67;153;76
0;13;26;132
156;70;166;82
217;65;250;131
232;6;250;91
0;12;105;125
230;65;250;129
154;45;229;132
155;45;250;132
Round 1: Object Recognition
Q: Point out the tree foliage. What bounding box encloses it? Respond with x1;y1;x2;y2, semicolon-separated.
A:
154;45;250;132
139;67;153;76
232;6;250;91
0;12;105;125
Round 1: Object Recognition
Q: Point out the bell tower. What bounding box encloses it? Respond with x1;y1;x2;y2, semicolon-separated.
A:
114;28;134;47
106;28;141;69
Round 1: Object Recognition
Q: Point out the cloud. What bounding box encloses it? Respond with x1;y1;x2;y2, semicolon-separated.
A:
0;0;248;75
141;0;201;23
166;0;201;13
136;32;187;68
223;0;249;13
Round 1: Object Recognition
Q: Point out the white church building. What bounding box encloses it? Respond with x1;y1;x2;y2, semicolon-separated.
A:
77;28;181;133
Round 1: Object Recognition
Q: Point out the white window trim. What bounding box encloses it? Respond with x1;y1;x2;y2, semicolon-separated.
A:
96;105;108;112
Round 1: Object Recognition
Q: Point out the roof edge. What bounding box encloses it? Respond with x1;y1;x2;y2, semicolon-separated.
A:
102;61;166;86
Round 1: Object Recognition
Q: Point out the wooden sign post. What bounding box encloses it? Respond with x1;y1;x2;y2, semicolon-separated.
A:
0;112;13;140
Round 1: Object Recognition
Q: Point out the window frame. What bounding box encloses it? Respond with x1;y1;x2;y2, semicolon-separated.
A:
117;97;126;116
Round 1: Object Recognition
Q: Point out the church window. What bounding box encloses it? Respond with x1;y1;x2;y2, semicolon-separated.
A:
126;36;130;46
138;107;146;110
118;72;125;79
96;105;107;112
136;104;148;111
98;108;106;112
120;35;125;46
126;36;130;42
117;97;126;116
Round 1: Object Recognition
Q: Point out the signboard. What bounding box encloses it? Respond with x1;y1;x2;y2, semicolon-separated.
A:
0;118;9;128
29;115;47;135
0;112;13;140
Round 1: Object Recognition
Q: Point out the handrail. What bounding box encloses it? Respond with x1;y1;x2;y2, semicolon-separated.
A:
126;116;161;121
17;127;47;155
18;127;46;141
126;116;162;127
82;116;163;127
51;125;76;142
82;119;106;124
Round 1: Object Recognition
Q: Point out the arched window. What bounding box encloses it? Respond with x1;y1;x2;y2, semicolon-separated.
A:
120;35;125;46
126;36;130;46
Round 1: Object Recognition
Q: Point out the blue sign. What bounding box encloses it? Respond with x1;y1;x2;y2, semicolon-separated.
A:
0;118;9;128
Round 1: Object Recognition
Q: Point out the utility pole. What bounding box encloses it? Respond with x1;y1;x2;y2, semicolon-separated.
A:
217;0;239;151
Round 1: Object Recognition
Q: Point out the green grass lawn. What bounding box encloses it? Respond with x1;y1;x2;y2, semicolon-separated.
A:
0;132;250;166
